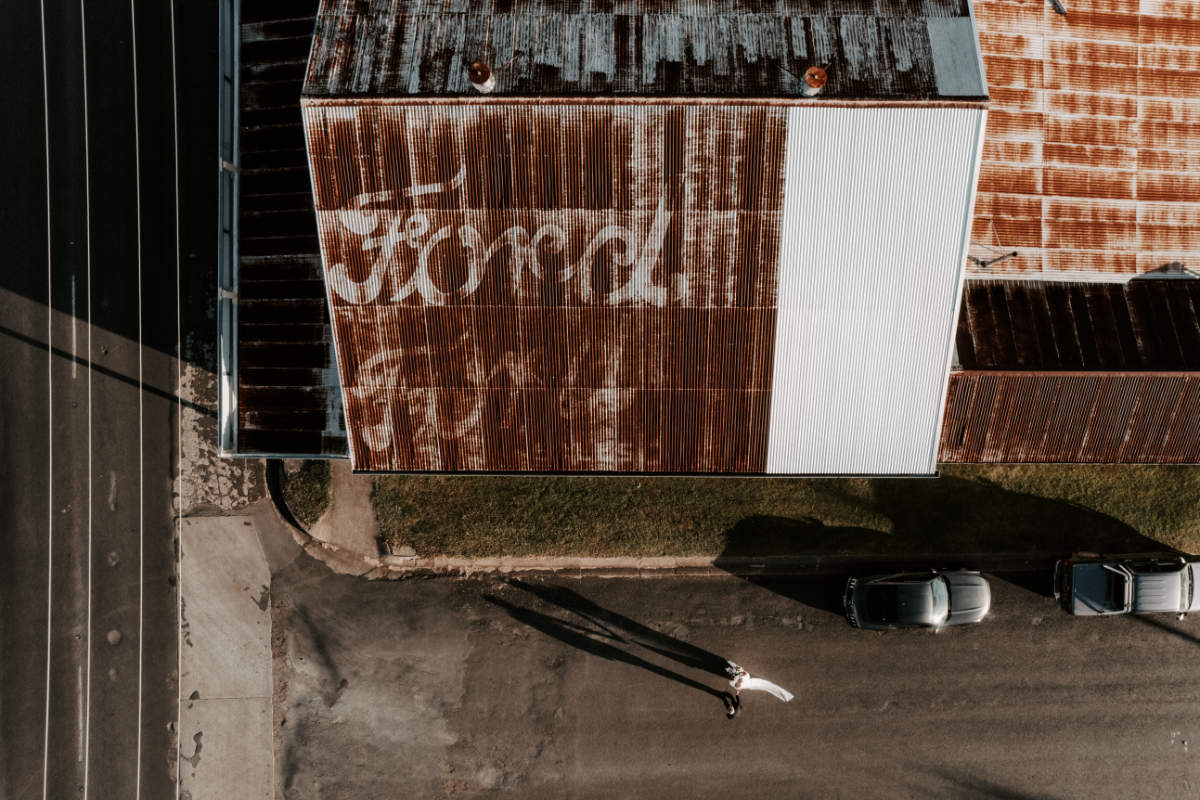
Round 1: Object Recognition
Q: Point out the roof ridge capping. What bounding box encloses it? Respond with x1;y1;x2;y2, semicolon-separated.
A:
303;0;988;102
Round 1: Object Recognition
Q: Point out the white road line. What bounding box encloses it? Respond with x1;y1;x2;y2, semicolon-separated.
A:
169;3;183;797
38;0;53;796
71;276;77;377
129;2;146;797
76;666;84;762
80;1;95;796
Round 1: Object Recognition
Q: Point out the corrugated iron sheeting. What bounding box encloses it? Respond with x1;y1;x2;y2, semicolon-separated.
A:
305;0;977;99
306;103;786;471
940;372;1200;463
957;278;1200;371
970;0;1200;277
236;2;348;456
768;105;985;475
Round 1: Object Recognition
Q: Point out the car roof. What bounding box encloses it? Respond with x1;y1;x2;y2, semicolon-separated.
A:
863;582;936;625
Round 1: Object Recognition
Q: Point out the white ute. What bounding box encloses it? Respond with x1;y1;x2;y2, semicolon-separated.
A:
1054;554;1200;617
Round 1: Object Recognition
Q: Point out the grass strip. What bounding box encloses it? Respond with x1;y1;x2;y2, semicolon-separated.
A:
283;460;333;528
373;465;1200;559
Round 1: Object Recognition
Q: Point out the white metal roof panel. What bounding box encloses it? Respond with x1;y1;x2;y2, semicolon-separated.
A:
766;105;986;474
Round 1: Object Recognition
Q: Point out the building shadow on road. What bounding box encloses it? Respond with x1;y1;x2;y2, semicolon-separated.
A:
918;767;1058;800
720;476;1174;617
1130;612;1200;648
484;580;735;713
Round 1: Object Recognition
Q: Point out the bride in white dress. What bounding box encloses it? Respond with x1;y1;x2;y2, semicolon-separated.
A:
725;661;794;715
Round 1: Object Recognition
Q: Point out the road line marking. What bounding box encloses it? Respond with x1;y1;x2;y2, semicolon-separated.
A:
80;2;95;796
130;2;146;796
77;666;84;762
169;4;183;797
71;276;77;377
39;0;54;796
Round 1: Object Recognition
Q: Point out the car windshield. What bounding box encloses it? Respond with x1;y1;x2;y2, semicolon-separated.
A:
1106;569;1128;605
930;576;950;625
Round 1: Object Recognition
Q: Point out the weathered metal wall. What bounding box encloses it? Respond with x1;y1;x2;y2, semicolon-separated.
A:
940;372;1200;463
305;102;787;471
970;0;1200;277
305;0;981;100
769;105;986;475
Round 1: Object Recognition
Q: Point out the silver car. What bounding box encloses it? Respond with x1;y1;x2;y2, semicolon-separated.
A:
843;570;992;631
1054;554;1200;617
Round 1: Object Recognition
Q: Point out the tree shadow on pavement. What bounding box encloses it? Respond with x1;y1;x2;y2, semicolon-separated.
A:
483;581;735;713
720;476;1173;616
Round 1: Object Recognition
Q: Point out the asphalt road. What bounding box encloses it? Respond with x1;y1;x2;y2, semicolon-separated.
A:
273;561;1200;799
0;1;211;797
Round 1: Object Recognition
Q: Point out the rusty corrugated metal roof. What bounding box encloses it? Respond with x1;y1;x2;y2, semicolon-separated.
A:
244;0;1200;468
970;0;1200;277
939;373;1200;463
302;0;989;473
956;278;1200;371
945;278;1200;462
307;102;786;471
237;2;347;456
304;0;985;100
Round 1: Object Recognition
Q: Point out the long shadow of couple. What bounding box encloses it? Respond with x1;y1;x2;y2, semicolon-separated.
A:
484;580;738;713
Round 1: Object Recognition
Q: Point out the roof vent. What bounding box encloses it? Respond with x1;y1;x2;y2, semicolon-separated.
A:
800;66;828;97
1134;261;1199;280
467;61;495;94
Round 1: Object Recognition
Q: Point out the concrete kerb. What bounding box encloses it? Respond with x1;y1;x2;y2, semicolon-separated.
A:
271;534;1062;579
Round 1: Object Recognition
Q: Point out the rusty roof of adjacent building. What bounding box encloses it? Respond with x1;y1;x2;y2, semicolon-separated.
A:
237;2;347;456
969;0;1200;278
956;278;1200;371
303;0;986;100
948;277;1200;463
940;372;1200;463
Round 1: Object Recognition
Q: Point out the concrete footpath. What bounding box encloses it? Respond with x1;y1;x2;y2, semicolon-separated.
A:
177;495;308;800
176;353;286;800
178;514;273;800
307;460;380;558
